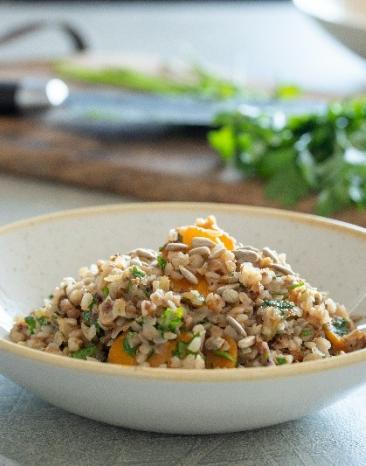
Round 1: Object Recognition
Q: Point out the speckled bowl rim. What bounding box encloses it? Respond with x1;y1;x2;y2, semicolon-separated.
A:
1;202;366;383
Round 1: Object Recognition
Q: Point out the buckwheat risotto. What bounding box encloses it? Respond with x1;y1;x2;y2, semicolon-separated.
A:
9;216;366;368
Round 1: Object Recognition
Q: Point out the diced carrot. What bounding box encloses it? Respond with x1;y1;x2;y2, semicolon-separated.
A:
107;334;136;366
179;225;235;251
172;276;209;296
323;324;346;352
205;336;238;368
148;341;176;367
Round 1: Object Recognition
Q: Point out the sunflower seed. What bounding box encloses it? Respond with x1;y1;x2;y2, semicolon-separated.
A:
216;283;240;294
234;249;260;263
165;242;188;251
241;245;259;252
227;315;247;337
191;237;216;248
270;263;294;275
130;248;156;260
209;244;225;259
238;335;256;348
188;246;211;257
262;247;279;263
179;265;198;284
222;288;239;304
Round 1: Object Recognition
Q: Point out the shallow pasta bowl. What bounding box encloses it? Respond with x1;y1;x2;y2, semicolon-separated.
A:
1;203;366;434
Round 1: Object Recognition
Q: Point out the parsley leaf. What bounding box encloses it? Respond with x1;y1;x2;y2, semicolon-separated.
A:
173;341;189;359
288;281;305;290
123;332;138;357
275;356;287;365
331;317;350;337
25;316;36;334
157;255;167;271
213;350;235;363
102;286;109;299
209;97;366;215
262;300;294;310
71;344;97;360
131;266;145;278
88;295;98;312
158;307;184;333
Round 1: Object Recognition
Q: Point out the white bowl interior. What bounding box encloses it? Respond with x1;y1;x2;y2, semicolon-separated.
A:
0;204;365;339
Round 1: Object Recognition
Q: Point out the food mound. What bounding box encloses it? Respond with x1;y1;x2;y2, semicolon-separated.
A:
9;216;366;368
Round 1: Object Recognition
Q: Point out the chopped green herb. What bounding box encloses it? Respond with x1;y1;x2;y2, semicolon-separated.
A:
300;328;313;338
288;281;305;290
131;266;145;278
127;281;133;293
48;294;54;300
25;316;36;334
213;350;235;363
276;356;287;365
174;341;188;359
262;300;295;310
102;286;109;299
157;255;167;271
331;317;350;337
71;344;97;360
88;295;98;312
82;311;92;326
36;316;48;327
123;332;138;357
158;307;185;333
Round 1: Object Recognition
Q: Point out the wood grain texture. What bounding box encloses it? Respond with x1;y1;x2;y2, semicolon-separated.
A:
0;61;365;227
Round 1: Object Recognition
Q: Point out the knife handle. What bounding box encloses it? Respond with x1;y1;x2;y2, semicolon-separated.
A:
0;82;18;114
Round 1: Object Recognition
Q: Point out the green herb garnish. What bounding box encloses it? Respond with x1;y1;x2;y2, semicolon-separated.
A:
276;356;287;365
158;307;184;333
331;317;350;337
157;255;167;271
25;316;36;334
82;311;92;326
173;341;188;359
37;316;48;327
48;294;54;299
213;350;235;363
262;300;295;310
102;286;109;299
131;266;145;278
88;295;98;312
71;344;97;360
209;98;366;215
288;281;305;290
300;328;313;338
123;332;138;357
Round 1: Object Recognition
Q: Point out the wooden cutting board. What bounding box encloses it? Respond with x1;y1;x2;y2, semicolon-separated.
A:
0;61;365;227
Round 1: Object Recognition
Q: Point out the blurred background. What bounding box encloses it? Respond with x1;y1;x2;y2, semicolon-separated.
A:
0;0;366;225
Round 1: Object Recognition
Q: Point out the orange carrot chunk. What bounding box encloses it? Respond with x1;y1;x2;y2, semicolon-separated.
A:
323;324;346;352
205;336;238;368
179;225;235;251
148;341;177;367
107;334;136;366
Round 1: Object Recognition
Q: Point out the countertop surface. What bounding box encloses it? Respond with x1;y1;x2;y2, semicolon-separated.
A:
1;2;366;465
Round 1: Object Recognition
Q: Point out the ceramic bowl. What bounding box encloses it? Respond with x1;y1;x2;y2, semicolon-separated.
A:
294;0;366;59
1;203;366;434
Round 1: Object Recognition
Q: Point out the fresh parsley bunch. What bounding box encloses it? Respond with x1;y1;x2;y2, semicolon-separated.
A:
208;98;366;215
